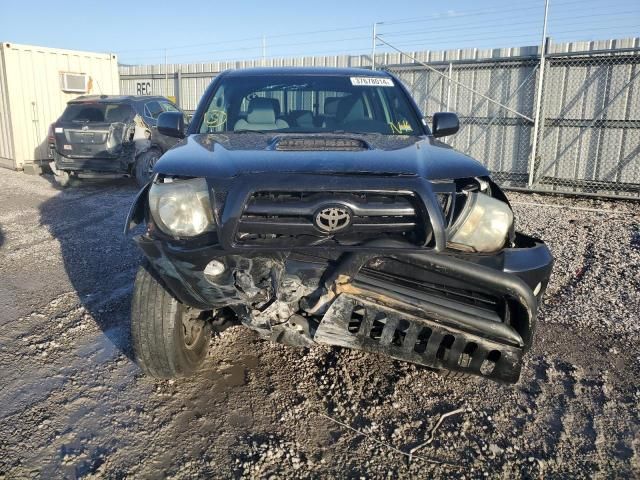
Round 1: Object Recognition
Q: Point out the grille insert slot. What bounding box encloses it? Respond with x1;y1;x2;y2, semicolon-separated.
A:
274;137;368;151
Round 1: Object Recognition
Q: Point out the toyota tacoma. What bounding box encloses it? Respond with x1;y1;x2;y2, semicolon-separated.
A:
125;67;553;383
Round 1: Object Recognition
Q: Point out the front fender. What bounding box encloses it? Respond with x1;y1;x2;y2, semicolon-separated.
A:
123;184;150;235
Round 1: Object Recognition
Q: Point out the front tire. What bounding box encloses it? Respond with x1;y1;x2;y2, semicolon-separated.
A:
131;262;212;378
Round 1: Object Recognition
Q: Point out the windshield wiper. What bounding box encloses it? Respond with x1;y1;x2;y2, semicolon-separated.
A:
232;129;272;134
328;130;383;136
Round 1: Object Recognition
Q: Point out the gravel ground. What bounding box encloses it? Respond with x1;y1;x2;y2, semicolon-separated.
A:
0;170;639;479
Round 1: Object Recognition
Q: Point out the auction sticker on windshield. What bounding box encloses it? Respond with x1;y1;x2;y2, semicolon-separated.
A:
350;77;394;87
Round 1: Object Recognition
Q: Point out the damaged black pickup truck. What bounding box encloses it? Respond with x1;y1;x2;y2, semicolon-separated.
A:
125;67;553;383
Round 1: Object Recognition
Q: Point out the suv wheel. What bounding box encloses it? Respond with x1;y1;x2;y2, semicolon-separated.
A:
131;261;212;378
134;149;161;188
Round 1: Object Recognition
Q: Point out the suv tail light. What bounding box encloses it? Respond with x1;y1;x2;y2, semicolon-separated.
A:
47;124;55;143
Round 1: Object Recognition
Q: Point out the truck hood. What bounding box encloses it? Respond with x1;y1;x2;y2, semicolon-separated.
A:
154;133;489;180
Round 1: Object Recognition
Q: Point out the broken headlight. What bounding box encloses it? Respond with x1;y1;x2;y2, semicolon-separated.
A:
447;192;513;253
148;178;214;237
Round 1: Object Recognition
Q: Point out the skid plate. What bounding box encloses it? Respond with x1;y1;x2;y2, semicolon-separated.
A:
314;294;524;383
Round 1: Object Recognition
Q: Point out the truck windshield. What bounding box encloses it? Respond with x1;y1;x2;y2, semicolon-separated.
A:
198;74;423;136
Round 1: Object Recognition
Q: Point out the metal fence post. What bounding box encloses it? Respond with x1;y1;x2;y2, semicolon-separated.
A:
528;0;551;187
446;62;453;111
528;37;551;187
164;49;168;97
176;68;182;108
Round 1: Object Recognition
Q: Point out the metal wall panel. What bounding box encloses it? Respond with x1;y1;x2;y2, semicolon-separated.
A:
0;46;15;169
0;42;119;170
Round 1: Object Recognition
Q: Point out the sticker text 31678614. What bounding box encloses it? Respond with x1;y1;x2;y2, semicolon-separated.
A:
350;77;394;87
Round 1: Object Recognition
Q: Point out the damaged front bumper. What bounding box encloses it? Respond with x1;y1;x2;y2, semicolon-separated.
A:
134;230;552;383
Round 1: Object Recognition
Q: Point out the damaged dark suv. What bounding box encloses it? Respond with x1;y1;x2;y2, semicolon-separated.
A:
125;68;553;383
49;95;185;187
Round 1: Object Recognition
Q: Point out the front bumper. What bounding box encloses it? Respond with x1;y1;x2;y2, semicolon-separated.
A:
129;173;553;382
135;231;552;382
135;231;552;311
314;237;552;382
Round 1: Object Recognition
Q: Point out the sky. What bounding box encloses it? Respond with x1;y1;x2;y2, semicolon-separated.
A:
1;0;638;65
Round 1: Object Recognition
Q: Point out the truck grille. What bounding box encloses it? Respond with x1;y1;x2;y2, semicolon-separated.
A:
235;191;431;247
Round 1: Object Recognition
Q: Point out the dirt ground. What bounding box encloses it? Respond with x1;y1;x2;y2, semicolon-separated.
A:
0;170;639;479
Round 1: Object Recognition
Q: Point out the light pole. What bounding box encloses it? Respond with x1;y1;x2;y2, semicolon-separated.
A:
371;22;381;70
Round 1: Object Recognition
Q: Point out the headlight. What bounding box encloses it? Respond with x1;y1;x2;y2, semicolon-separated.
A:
447;192;513;253
148;177;214;237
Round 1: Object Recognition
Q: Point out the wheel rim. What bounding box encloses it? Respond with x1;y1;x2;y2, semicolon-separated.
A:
181;308;206;350
146;152;159;176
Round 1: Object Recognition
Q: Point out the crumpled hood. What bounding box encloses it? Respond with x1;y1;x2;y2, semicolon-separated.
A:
154;133;489;180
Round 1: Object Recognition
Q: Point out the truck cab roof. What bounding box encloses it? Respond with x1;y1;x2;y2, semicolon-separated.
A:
220;67;393;78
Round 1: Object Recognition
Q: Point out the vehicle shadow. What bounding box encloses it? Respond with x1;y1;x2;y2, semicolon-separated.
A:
38;177;142;360
0;224;4;248
38;163;132;191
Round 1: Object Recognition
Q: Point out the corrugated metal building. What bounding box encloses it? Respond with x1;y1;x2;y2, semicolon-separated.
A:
0;42;120;171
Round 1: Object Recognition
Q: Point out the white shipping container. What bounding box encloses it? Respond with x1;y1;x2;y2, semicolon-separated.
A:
0;42;120;171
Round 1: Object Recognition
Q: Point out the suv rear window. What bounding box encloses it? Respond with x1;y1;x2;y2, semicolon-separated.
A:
61;103;135;123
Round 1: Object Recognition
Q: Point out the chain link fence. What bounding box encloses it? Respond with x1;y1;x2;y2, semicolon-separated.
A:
532;50;640;197
119;40;640;199
384;46;640;198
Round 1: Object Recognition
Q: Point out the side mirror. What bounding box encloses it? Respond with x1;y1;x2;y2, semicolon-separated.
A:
157;111;185;138
432;112;459;138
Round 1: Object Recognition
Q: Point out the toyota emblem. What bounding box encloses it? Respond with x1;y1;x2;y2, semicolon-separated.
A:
314;205;352;233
